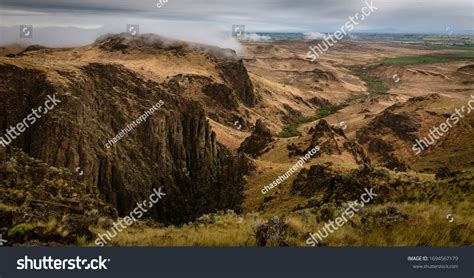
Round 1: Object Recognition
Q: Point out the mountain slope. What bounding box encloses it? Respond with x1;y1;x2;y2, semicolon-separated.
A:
0;36;252;225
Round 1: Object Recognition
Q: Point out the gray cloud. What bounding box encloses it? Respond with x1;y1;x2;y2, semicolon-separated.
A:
0;0;472;48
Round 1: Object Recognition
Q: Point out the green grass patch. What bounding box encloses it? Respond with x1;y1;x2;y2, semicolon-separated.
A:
430;45;474;51
278;126;300;138
279;103;345;138
383;53;474;65
350;66;389;96
279;103;343;138
278;116;316;138
315;103;337;118
8;223;34;237
383;56;447;65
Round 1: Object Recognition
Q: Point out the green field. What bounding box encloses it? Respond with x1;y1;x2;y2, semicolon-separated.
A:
383;53;474;65
430;45;474;51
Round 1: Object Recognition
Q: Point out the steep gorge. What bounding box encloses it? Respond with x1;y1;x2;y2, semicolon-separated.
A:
0;48;250;225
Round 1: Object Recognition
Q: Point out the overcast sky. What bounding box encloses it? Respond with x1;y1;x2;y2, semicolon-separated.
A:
0;0;472;47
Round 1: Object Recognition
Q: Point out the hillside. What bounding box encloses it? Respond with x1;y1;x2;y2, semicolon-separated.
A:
0;34;473;246
0;34;251;227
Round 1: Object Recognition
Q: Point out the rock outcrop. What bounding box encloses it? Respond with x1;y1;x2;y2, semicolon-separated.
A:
311;68;338;82
291;163;377;202
255;216;288;247
356;102;422;170
239;119;276;157
213;52;257;107
288;119;370;166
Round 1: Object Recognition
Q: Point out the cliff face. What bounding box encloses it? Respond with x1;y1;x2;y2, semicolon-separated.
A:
0;54;248;224
214;55;257;107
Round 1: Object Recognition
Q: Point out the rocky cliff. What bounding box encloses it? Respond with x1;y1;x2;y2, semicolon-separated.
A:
0;40;250;225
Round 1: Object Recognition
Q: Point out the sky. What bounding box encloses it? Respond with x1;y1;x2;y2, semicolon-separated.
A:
0;0;472;48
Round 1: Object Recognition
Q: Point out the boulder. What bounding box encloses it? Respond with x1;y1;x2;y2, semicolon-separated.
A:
255;216;288;247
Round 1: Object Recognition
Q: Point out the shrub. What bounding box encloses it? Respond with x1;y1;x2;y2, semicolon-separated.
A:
315;104;336;118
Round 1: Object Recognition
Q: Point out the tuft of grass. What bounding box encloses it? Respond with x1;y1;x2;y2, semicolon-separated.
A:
322;202;474;246
99;211;261;247
8;223;35;237
278;126;301;138
100;200;473;247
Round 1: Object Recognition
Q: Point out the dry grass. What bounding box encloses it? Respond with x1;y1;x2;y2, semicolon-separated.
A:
93;212;260;247
91;198;473;247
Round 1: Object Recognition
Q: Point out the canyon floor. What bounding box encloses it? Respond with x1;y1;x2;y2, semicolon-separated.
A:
0;34;473;246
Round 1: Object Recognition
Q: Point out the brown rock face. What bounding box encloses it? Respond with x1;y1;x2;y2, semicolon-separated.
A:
0;59;247;225
311;68;338;82
356;98;426;170
291;163;376;202
290;119;370;166
308;119;347;155
360;110;421;142
307;96;331;107
214;55;257;107
238;119;276;157
164;73;252;130
457;64;474;74
202;83;239;110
